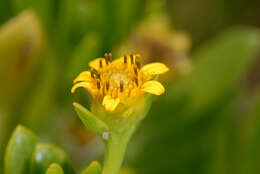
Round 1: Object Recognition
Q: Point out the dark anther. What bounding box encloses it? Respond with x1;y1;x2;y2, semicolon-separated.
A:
130;53;134;64
97;73;101;79
120;81;124;92
97;80;101;89
90;69;94;78
135;78;139;86
99;59;103;68
136;60;141;69
124;54;127;64
134;67;138;76
108;53;112;62
106;81;110;91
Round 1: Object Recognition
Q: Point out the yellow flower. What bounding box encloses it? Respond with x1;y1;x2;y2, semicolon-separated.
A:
71;53;169;112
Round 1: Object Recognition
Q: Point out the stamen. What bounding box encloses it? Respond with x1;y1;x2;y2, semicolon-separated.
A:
104;53;109;64
124;54;127;64
136;60;141;69
97;73;101;79
134;78;139;86
99;59;103;68
97;80;101;90
120;81;124;92
108;53;112;62
130;53;134;64
135;55;140;68
90;69;94;78
135;55;140;61
106;81;110;91
134;67;138;76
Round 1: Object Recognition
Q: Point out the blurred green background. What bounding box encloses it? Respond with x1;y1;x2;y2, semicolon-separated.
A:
0;0;260;173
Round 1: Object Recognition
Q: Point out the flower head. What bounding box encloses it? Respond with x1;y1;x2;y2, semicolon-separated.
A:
72;53;168;113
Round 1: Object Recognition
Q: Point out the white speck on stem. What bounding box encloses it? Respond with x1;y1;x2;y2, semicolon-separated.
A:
102;132;110;140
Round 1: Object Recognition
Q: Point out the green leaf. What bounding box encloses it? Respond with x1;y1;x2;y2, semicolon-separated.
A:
30;143;74;174
152;27;260;125
73;102;109;134
46;163;64;174
186;27;260;116
133;27;260;174
4;125;38;174
0;10;45;106
10;0;53;33
0;0;11;24
81;161;102;174
55;0;76;53
242;89;260;174
114;0;142;39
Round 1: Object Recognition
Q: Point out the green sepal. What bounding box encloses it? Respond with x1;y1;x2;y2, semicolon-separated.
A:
4;125;38;174
81;161;102;174
73;102;109;134
29;143;75;174
45;163;64;174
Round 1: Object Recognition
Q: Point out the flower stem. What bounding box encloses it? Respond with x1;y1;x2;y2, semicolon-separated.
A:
102;126;136;174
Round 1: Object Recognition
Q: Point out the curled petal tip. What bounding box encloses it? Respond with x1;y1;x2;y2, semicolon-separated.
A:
141;62;169;75
141;80;165;95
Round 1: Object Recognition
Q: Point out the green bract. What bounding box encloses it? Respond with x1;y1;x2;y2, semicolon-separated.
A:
45;163;64;174
73;94;153;174
81;161;102;174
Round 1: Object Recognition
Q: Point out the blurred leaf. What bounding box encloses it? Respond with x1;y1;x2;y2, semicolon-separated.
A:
97;0;143;49
143;27;260;135
73;102;109;134
0;10;45;106
133;27;260;174
67;33;101;83
185;27;260;116
21;53;57;131
55;0;76;54
10;0;53;34
81;161;102;174
0;0;12;24
120;168;136;174
114;0;143;40
46;163;64;174
0;11;45;171
30;143;75;174
242;89;260;174
157;27;260;124
4;125;38;174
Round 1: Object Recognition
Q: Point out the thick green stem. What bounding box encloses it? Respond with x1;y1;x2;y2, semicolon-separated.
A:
102;126;135;174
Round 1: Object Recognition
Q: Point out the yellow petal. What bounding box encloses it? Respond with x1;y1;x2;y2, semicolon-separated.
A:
89;58;106;70
73;71;91;84
111;57;124;65
141;80;165;95
71;82;92;93
102;96;120;112
141;62;169;75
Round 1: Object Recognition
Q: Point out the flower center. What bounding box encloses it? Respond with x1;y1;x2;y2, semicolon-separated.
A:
93;53;142;99
110;72;130;87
